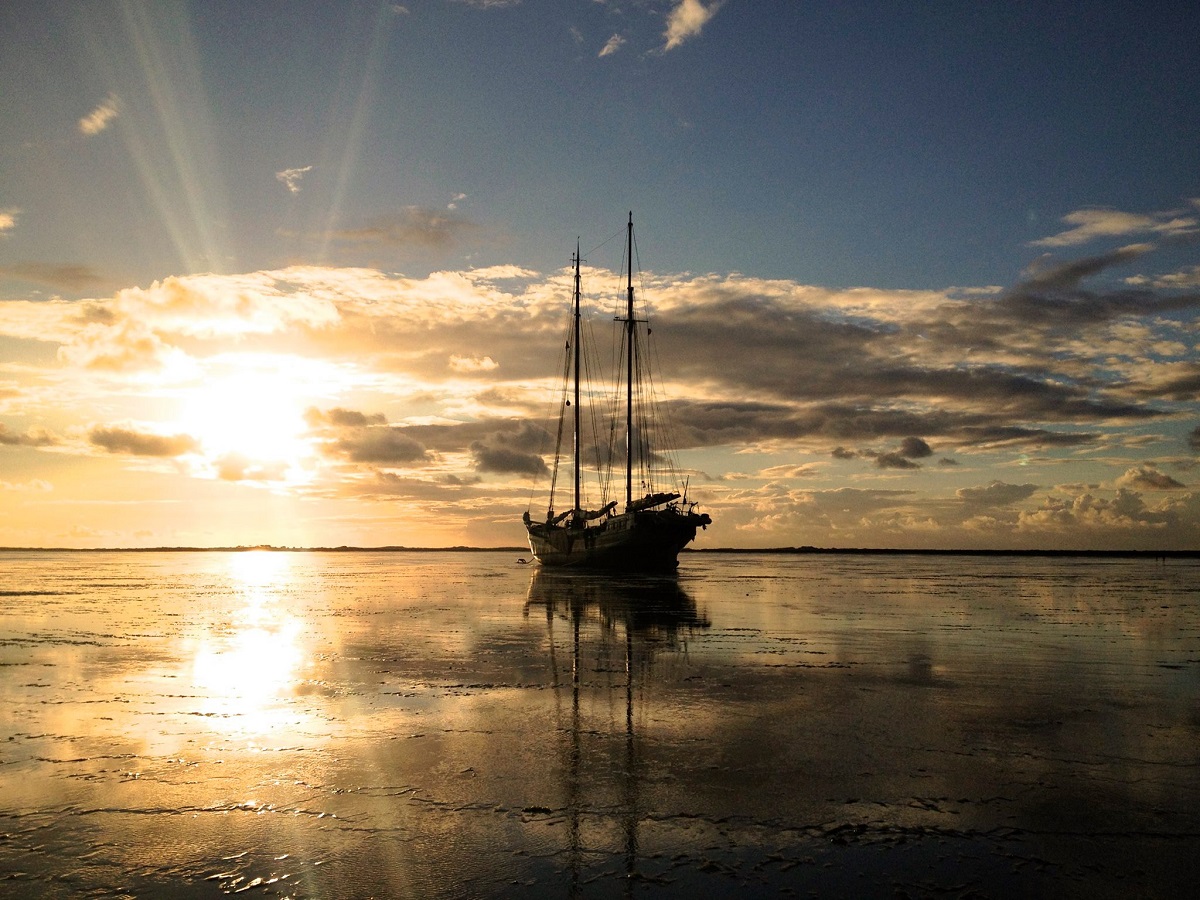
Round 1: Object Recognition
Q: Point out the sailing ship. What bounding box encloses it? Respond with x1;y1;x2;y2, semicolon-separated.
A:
523;213;711;570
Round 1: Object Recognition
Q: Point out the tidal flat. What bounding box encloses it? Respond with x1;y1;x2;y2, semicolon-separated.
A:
1;549;1198;897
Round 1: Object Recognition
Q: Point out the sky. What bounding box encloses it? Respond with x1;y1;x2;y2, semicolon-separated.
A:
2;0;1199;551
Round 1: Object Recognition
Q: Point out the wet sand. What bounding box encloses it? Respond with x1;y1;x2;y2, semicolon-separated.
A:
2;550;1198;897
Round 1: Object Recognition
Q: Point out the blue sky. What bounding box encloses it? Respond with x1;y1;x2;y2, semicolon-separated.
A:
2;0;1199;549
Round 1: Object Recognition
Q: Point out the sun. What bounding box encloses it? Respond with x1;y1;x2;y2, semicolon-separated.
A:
175;355;319;482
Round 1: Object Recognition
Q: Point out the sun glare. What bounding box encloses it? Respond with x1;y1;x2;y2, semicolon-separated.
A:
190;552;309;737
176;359;317;482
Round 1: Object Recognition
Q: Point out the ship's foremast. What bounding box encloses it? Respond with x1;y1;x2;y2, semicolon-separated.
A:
572;242;582;523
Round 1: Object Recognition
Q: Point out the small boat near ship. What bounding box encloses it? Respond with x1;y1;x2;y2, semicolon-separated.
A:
523;213;711;570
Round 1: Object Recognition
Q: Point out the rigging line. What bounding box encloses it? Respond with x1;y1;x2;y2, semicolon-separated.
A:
580;311;607;509
546;333;573;516
644;323;684;488
582;226;625;262
543;300;576;515
584;310;615;504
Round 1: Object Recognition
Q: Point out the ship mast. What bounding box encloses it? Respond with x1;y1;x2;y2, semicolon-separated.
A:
624;212;635;510
572;243;582;519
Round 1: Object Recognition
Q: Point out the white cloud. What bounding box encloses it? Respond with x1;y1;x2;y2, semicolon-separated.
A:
276;165;314;194
663;0;723;52
0;207;18;235
1031;207;1198;248
1114;465;1187;491
1126;265;1200;289
599;34;626;57
79;93;121;136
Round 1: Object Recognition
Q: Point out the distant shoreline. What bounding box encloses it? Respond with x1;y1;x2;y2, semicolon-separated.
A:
0;545;1195;558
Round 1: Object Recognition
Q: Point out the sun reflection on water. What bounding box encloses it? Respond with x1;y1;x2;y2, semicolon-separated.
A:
190;552;309;738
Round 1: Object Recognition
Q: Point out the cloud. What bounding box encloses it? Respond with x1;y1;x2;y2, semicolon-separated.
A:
0;262;107;291
276;165;314;194
956;481;1040;506
1114;465;1186;491
336;426;430;464
50;271;343;371
898;436;933;459
758;463;818;479
599;34;626;57
215;453;291;482
307;406;430;465
867;437;933;470
89;426;199;457
470;421;549;475
332;207;478;249
306;407;386;429
4;240;1197;551
0;208;18;235
0;424;59;447
1015;488;1194;537
1190;425;1200;453
79;93;121;136
1015;244;1154;292
663;0;723;51
1031;206;1198;248
58;318;187;372
1126;265;1200;289
449;354;498;373
874;452;920;470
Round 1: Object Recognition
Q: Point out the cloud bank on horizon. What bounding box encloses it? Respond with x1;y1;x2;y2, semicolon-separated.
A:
1;0;1198;549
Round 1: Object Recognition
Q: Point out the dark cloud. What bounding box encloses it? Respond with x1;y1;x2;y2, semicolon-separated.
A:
957;481;1040;506
0;424;58;447
898;436;933;459
306;406;430;465
656;284;1170;431
1014;244;1154;294
1129;365;1200;403
89;426;198;457
470;422;550;475
874;452;920;470
331;207;478;249
306;407;386;428
1190;425;1200;453
335;427;429;465
0;262;108;292
870;436;935;470
953;426;1100;449
667;399;1108;457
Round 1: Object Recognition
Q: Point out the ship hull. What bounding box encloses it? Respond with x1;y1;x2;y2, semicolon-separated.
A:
526;509;709;571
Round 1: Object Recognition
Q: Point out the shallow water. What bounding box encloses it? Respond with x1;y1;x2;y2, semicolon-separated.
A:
1;550;1198;898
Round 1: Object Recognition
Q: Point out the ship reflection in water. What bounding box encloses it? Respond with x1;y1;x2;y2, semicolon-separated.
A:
525;570;710;893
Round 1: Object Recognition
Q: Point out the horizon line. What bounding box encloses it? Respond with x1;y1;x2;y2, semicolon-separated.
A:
0;545;1195;558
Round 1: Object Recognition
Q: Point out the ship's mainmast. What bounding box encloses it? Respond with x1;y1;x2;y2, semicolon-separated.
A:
624;213;635;509
572;243;582;519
